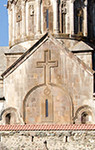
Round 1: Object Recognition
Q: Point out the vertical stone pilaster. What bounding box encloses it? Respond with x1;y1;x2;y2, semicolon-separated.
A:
12;3;16;43
26;1;29;37
22;1;26;38
83;0;88;36
36;0;41;34
54;0;59;34
8;8;12;46
70;2;74;35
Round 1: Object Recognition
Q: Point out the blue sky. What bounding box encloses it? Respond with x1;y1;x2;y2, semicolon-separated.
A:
0;0;8;46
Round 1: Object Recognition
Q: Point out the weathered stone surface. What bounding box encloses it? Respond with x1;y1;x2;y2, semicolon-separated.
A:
0;0;95;126
7;0;95;47
0;34;94;125
0;47;8;75
0;131;94;150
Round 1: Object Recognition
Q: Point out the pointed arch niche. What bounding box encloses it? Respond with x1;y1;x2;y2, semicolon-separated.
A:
23;84;73;124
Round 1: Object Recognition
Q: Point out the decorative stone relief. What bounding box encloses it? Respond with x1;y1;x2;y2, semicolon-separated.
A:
44;86;51;96
44;0;51;6
37;50;58;85
62;0;66;7
29;5;34;16
61;0;67;14
28;4;34;33
62;7;67;14
16;10;22;22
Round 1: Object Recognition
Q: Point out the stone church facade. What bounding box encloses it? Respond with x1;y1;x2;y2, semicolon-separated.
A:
0;0;95;125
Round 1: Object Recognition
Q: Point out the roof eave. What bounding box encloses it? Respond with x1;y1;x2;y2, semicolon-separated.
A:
1;32;49;78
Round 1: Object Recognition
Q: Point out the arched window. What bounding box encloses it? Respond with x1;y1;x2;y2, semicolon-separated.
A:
61;1;67;33
75;106;93;124
77;8;83;33
29;5;34;34
42;0;53;32
88;0;95;38
46;9;49;29
5;113;11;124
74;0;84;35
81;112;89;124
1;107;18;125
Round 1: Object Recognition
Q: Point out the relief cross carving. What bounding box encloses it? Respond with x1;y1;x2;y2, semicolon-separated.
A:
37;50;58;84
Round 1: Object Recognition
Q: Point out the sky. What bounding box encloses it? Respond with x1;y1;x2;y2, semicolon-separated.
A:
0;0;8;46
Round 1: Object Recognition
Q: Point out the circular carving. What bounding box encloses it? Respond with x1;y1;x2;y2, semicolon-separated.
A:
44;87;51;96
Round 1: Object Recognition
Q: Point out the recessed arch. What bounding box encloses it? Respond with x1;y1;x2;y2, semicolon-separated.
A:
23;83;74;124
23;84;44;123
1;107;17;125
74;105;93;124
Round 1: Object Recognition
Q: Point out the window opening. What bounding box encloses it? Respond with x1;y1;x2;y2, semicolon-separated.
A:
62;13;66;33
74;0;84;35
78;8;83;33
31;136;34;142
44;141;48;149
45;99;48;117
81;112;88;124
5;113;11;124
46;9;49;29
66;136;68;142
92;52;95;93
61;2;66;33
94;74;95;93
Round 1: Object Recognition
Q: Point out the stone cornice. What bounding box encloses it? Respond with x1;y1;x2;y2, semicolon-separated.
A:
7;0;17;8
8;0;18;4
7;0;27;8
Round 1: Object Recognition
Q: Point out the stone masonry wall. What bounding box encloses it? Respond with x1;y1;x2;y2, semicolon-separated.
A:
0;130;95;150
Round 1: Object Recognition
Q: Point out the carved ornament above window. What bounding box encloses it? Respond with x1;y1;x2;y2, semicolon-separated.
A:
44;0;51;6
16;10;22;22
62;0;67;7
61;0;67;14
29;5;34;16
62;8;67;14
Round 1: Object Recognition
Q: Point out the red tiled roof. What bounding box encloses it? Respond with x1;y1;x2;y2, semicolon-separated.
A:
0;124;95;131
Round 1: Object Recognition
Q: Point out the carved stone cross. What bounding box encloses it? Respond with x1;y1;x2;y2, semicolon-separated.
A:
37;50;58;84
